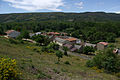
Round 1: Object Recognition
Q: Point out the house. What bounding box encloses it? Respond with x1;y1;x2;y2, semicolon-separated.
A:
70;45;83;52
29;32;42;38
64;37;77;44
76;39;82;44
53;37;70;46
85;43;96;48
63;44;74;49
29;33;35;38
70;47;77;52
35;32;42;35
97;42;108;50
47;32;60;35
74;45;83;50
48;35;56;41
58;36;69;39
5;30;20;38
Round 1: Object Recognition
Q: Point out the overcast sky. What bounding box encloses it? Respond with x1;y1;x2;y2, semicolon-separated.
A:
0;0;120;14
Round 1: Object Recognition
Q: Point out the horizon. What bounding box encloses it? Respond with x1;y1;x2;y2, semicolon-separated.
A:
0;11;119;15
0;0;120;14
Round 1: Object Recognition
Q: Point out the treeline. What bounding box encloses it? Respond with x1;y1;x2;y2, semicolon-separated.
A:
0;21;120;43
1;12;120;23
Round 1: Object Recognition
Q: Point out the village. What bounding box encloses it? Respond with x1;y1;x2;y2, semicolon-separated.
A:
3;29;120;55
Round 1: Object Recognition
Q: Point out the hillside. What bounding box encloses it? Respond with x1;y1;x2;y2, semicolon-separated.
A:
0;12;120;23
0;37;119;80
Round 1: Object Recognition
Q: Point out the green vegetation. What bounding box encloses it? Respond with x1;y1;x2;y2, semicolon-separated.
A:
1;12;120;43
17;30;30;39
55;51;63;63
32;35;50;46
1;20;120;44
83;46;95;55
0;58;21;80
63;46;68;56
0;37;119;80
0;12;120;23
86;48;120;73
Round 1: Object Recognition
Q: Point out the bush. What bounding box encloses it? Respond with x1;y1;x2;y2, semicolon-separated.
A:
41;46;48;52
83;46;95;55
64;61;71;65
86;48;120;73
115;73;120;78
9;38;18;44
47;42;59;50
0;58;21;80
86;60;94;67
56;51;63;63
19;40;24;44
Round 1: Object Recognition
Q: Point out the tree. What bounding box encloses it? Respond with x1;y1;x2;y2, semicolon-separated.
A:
32;35;50;46
56;51;63;63
47;42;59;50
63;46;68;56
86;48;120;73
21;30;30;39
0;26;4;35
18;30;30;39
83;46;95;55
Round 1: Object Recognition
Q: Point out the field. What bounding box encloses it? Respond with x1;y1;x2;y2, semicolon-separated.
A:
0;37;119;80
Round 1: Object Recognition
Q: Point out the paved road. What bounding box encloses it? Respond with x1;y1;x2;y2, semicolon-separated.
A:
59;48;92;60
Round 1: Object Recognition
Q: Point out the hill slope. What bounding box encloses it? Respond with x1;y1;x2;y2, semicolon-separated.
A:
0;37;119;80
0;12;120;23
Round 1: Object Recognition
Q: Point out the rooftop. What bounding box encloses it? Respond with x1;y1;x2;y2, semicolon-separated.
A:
99;42;108;46
48;32;60;35
55;37;68;44
5;30;15;34
64;38;77;42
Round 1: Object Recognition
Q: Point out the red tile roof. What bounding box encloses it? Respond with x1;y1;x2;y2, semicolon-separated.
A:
48;32;60;35
64;38;77;42
5;30;15;34
99;42;108;46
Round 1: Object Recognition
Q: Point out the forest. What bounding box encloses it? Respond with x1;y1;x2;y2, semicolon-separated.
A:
0;12;120;43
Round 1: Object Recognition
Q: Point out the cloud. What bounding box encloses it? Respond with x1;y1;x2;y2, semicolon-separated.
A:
115;11;120;14
3;0;64;11
75;2;83;9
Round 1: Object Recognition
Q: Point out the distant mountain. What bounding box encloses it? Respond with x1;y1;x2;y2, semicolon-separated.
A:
0;12;120;23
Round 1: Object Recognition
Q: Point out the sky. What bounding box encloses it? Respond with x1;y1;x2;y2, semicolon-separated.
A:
0;0;120;14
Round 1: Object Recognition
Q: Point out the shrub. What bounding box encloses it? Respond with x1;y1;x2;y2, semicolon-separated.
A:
19;40;24;44
9;38;18;44
86;48;120;73
0;58;21;80
115;73;120;78
56;51;63;63
63;46;68;56
83;46;95;55
41;46;48;52
86;60;94;67
64;61;71;65
47;43;59;50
